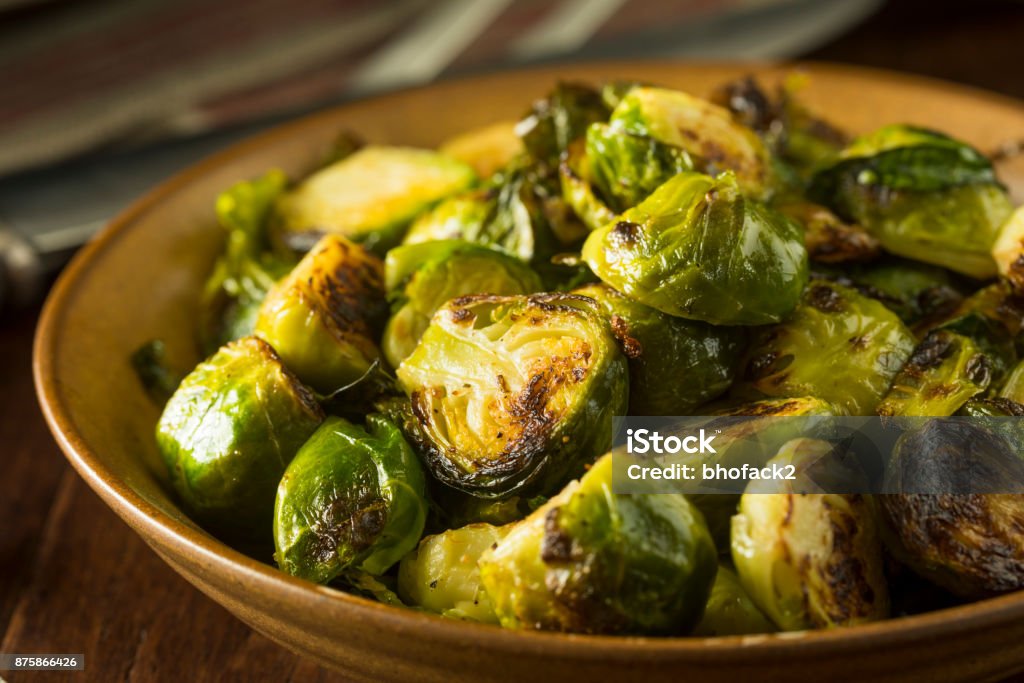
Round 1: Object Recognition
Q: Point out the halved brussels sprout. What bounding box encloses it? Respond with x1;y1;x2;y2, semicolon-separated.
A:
879;420;1024;598
397;522;509;623
732;438;890;630
876;330;992;417
478;455;718;634
584;122;694;212
737;280;914;415
402;189;495;247
582;170;808;325
610;87;775;197
572;282;743;415
198;170;294;352
810;125;1013;278
383;240;542;368
156;336;324;541
774;199;880;264
692;565;776;637
274;414;427;583
439;121;523;179
395;293;628;498
254;234;386;394
517;82;610;169
273;146;476;253
992;206;1024;292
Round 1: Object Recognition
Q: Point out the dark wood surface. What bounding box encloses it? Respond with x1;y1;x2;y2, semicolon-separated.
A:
3;2;1024;681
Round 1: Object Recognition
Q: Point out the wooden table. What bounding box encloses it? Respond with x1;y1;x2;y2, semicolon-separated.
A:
3;1;1024;680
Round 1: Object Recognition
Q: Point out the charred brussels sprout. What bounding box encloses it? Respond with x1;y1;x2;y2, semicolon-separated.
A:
842;258;962;325
732;438;890;630
559;139;617;232
274;415;427;583
573;283;743;415
397;523;509;623
478;455;717;634
692;565;776;637
517;82;611;169
737;281;914;415
254;234;386;394
582;170;808;325
879;420;1024;598
876;330;992;417
810;125;1013;278
774;199;880;264
610;86;776;197
273;146;476;253
395;294;627;498
383;240;542;368
156;336;324;541
199;170;294;352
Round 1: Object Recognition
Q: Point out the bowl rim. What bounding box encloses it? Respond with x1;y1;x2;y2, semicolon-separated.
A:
33;59;1024;659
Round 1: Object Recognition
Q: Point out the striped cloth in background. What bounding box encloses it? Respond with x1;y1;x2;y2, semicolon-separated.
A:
0;0;879;176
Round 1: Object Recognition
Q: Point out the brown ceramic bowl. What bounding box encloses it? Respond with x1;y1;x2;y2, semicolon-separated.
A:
35;62;1024;682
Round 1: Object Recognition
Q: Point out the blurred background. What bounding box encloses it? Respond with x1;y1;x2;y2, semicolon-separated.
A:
1;0;1023;310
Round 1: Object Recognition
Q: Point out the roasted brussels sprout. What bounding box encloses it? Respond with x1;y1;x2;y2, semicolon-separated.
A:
274;415;427;583
478;455;718;634
610;86;776;197
841;258;962;325
931;282;1024;380
692;565;776;637
572;283;743;415
737;281;914;415
810;125;1013;278
383;240;542;368
254;234;386;394
879;419;1024;598
156;336;324;541
712;396;836;418
198;170;294;352
517;82;610;169
558;139;617;232
582;170;808;325
712;75;847;180
273;146;476;253
403;163;577;269
876;330;991;417
999;357;1024;402
584;122;694;212
731;438;890;630
439;121;523;179
774;199;880;264
992;205;1024;292
395;293;628;498
398;523;509;623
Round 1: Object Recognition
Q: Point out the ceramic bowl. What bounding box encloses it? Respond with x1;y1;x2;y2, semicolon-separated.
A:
35;62;1024;682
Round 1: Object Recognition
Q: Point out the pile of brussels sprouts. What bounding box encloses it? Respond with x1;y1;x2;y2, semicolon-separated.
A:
143;75;1024;637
